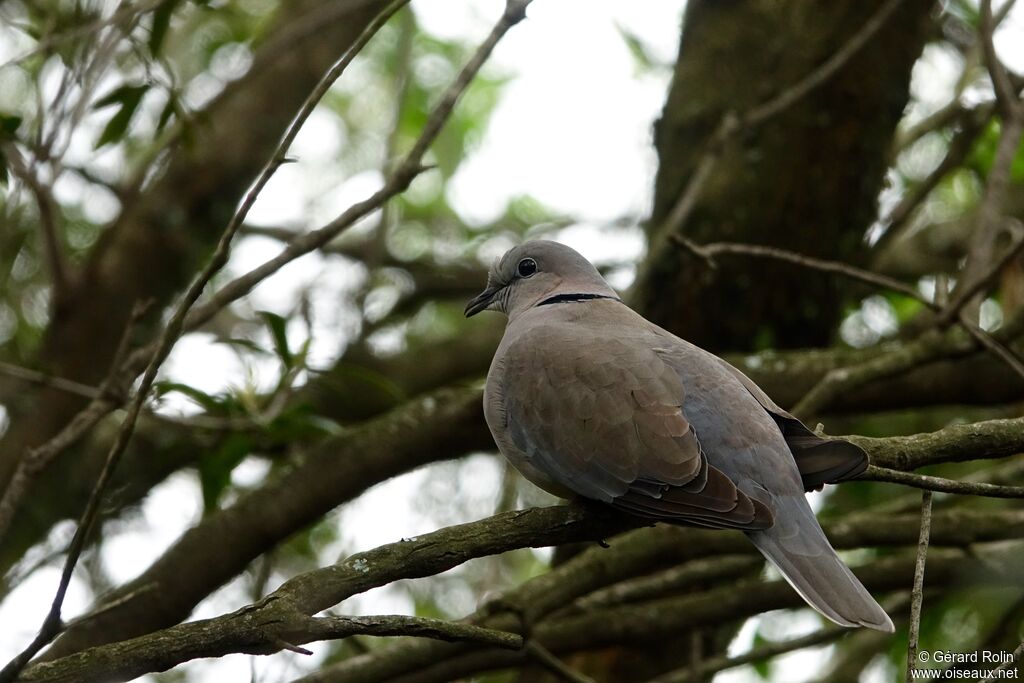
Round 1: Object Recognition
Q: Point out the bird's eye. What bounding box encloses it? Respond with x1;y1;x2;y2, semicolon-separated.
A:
517;258;537;278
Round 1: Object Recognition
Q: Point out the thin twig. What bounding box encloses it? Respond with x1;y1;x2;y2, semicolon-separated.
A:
980;641;1024;682
955;0;1024;320
862;465;1024;499
2;143;71;299
980;0;1019;116
939;220;1024;326
905;491;932;683
524;641;597;683
0;361;102;400
647;628;848;683
881;108;991;240
959;311;1024;378
0;2;413;680
659;115;739;237
0;300;150;543
673;237;1024;415
0;0;166;70
673;236;925;301
179;0;530;332
310;615;523;650
893;1;1019;153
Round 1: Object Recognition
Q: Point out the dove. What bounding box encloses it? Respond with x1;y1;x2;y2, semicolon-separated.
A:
465;240;893;632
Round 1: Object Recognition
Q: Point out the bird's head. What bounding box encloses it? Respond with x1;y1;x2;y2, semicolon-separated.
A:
464;240;618;320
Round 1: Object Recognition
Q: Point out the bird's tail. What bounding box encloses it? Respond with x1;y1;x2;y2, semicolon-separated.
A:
746;496;894;632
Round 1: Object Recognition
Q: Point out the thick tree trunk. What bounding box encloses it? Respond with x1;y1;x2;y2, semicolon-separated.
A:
632;0;935;352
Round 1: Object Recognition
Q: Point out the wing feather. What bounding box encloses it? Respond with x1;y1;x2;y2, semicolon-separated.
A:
501;329;773;531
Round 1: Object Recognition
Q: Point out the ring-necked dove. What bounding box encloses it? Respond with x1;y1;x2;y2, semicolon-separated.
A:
465;240;893;632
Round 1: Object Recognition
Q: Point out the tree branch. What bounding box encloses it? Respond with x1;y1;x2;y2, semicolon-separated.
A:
26;503;1024;683
43;385;489;659
862;464;1024;498
845;416;1024;471
673;236;1024;416
1;143;71;300
905;491;932;683
23;505;634;683
178;0;532;334
304;546;1018;683
647;627;850;683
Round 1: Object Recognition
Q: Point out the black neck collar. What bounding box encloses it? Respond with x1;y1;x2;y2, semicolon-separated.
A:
537;292;622;307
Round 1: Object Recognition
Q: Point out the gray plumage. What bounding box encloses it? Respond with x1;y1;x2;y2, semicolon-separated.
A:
465;240;893;632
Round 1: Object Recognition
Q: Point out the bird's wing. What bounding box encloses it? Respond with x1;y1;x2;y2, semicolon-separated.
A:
711;358;868;491
499;326;772;531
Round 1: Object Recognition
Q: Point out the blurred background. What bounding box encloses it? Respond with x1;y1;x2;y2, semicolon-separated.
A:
1;0;1024;681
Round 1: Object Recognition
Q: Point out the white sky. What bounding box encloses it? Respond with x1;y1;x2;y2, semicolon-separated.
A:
3;1;1024;681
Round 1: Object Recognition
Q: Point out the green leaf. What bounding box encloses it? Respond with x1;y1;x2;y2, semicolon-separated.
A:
148;0;182;57
93;84;149;148
614;21;657;74
0;114;22;138
154;381;224;412
93;83;148;110
750;630;772;679
264;403;334;442
198;433;252;513
968;119;1024;183
156;93;177;133
220;337;269;355
0;113;22;185
258;311;293;368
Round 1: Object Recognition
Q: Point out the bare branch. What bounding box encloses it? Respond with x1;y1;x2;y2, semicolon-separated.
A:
881;108;991;242
42;385;488;659
863;465;1024;498
673;236;925;302
524;641;597;683
179;0;530;332
905;491;932;683
23;505;633;683
672;237;1024;416
958;312;1024;379
846;415;1024;471
307;615;522;650
306;545;1018;683
980;0;1019;117
0;299;150;545
27;503;1024;683
2;143;71;300
981;641;1024;682
647;628;849;683
954;0;1024;321
0;361;102;401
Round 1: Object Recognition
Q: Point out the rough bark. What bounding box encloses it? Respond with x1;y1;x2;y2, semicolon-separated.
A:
633;0;935;351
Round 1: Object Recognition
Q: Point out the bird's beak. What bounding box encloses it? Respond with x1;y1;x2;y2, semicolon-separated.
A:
464;285;501;317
